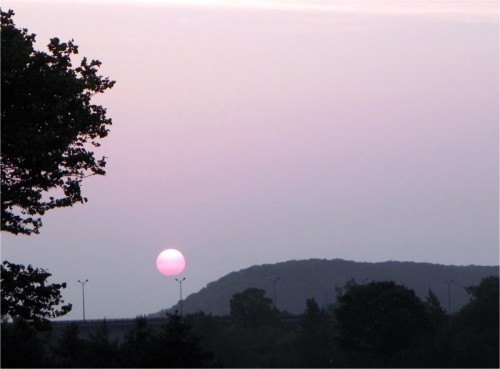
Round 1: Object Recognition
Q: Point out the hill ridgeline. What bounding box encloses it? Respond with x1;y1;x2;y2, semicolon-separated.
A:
151;258;498;317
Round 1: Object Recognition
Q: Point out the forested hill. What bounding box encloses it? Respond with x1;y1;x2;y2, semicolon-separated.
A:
153;259;498;316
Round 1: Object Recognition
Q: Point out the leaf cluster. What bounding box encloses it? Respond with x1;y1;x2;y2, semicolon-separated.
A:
1;9;115;235
0;260;72;329
229;287;279;327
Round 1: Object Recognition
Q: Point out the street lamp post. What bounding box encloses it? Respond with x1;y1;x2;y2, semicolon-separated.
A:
175;277;186;316
444;279;454;314
77;279;89;321
270;277;280;309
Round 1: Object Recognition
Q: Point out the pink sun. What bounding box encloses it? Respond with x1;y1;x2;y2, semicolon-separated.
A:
156;249;186;276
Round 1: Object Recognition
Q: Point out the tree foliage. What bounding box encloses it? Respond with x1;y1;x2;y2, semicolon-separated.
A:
1;9;115;235
1;319;47;367
154;313;215;367
450;276;499;367
297;298;333;367
83;320;121;367
1;277;498;367
424;289;447;328
119;317;157;367
0;261;72;328
49;323;85;368
230;288;277;327
334;280;432;366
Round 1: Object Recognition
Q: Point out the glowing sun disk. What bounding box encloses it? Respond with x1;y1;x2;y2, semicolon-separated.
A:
156;249;186;276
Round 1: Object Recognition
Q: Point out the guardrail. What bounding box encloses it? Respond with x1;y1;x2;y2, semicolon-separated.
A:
51;314;302;325
50;317;169;325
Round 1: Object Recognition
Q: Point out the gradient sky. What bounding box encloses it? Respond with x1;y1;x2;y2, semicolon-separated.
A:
2;0;499;320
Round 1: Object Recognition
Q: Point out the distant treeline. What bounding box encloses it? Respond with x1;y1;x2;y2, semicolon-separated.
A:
2;276;498;368
160;259;499;316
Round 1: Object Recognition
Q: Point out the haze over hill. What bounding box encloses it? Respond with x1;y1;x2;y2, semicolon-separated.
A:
151;259;499;317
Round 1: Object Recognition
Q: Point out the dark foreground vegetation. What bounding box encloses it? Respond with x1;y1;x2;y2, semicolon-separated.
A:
2;276;498;368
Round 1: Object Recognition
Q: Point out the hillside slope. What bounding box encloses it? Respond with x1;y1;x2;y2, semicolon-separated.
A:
152;259;498;316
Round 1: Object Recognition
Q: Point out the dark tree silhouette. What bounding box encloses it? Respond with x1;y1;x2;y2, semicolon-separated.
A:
425;289;447;319
81;320;120;368
0;319;46;367
334;280;432;366
298;298;333;367
119;317;157;367
49;323;85;367
450;276;499;368
0;261;72;328
1;9;115;235
1;279;498;368
230;288;277;327
1;12;112;359
151;313;215;367
424;289;447;330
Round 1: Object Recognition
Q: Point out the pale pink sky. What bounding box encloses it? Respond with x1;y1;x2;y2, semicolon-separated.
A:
2;0;498;319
